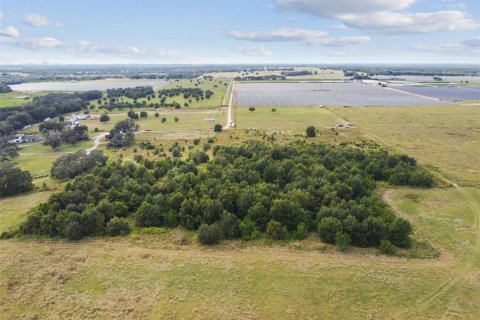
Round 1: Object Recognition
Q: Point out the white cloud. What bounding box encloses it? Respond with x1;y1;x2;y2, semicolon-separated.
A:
237;45;272;56
16;37;63;49
66;40;139;55
24;13;62;27
463;37;480;48
0;26;20;38
275;0;478;34
229;28;369;46
342;10;478;33
229;28;327;44
0;12;4;20
318;36;370;46
276;0;415;18
151;49;191;59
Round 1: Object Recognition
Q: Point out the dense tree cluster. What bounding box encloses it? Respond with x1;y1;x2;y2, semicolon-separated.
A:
158;87;214;101
0;161;33;197
0;84;13;94
0;91;100;136
20;141;431;245
106;86;154;99
43;125;89;149
106;119;138;148
51;150;108;179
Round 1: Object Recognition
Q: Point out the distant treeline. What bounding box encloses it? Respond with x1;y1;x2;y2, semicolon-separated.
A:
18;141;432;247
0;91;101;136
281;71;315;76
234;75;286;81
106;86;154;100
158;87;214;100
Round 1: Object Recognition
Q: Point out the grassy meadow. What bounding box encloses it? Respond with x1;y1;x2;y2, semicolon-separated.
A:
1;89;480;318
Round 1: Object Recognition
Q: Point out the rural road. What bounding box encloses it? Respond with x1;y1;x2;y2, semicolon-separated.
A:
86;132;108;155
224;81;235;129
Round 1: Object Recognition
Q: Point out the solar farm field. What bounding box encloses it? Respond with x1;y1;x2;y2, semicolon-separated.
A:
235;82;448;106
395;86;480;100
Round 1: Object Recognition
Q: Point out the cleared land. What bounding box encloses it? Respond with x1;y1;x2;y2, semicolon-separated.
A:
1;99;480;318
236;82;448;106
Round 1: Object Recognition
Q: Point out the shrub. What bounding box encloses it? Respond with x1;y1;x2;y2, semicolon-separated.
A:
140;111;148;118
106;217;131;236
271;108;277;113
219;212;240;239
155;112;160;117
318;217;342;244
240;219;259;241
379;240;397;255
293;222;308;240
388;218;412;248
174;116;179;122
266;220;289;240
248;107;256;112
214;124;223;132
134;154;144;163
335;231;351;251
306;126;316;137
197;223;224;245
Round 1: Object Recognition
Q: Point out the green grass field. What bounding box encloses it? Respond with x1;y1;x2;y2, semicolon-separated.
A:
0;91;47;108
1;100;480;318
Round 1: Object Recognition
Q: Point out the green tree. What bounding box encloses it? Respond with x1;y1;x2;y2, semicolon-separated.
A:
306;125;316;137
214;124;223;132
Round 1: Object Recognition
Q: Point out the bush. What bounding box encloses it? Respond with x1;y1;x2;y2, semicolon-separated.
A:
306;126;316;137
219;212;240;239
248;107;256;112
239;219;259;241
293;222;308;240
266;220;289;240
155;112;160;117
214;124;223;132
335;231;351;251
318;217;342;244
106;217;131;236
197;223;224;245
379;240;397;255
388;218;412;248
140;111;148;118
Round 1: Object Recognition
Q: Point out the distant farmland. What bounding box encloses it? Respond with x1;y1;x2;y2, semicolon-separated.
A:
235;82;449;106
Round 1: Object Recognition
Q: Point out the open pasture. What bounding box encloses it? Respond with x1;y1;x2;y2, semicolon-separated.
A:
235;82;448;106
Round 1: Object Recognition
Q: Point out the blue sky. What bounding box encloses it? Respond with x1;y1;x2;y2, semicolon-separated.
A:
0;0;479;64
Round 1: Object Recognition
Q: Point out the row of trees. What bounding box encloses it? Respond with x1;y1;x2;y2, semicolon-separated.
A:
158;87;214;101
106;86;154;99
19;141;432;247
51;150;108;179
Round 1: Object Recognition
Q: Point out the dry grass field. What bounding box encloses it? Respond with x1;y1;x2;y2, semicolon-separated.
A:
1;103;480;319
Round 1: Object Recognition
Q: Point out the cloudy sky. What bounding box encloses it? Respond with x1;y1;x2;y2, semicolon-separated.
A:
0;0;479;64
